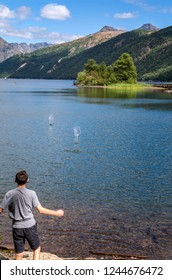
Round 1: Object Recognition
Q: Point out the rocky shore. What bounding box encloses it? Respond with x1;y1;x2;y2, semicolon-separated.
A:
0;246;146;260
0;246;96;260
0;247;63;260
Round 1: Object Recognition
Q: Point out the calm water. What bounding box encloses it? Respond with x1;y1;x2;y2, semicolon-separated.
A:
0;79;172;259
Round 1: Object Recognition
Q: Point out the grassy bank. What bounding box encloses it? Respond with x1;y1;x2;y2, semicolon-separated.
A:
76;82;152;90
105;83;151;89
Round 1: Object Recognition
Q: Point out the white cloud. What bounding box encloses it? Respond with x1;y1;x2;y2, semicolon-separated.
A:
26;29;82;44
0;26;33;40
0;21;9;28
0;4;15;19
47;33;83;44
0;22;81;44
114;12;135;19
0;5;31;21
27;26;47;33
0;4;78;43
16;6;31;20
40;4;70;20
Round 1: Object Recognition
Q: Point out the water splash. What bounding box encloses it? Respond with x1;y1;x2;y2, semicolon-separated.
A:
73;126;81;144
49;114;54;126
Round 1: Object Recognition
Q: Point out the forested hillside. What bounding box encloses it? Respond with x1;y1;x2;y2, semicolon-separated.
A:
0;25;171;81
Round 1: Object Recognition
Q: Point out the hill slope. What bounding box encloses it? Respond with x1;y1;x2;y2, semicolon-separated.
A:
0;25;171;81
0;27;124;79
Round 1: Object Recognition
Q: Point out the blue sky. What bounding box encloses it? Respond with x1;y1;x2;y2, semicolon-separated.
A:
0;0;171;44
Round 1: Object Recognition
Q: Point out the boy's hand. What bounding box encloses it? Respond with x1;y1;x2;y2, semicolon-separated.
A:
56;209;64;217
36;205;64;217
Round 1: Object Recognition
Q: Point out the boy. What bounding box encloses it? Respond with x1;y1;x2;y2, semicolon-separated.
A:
0;170;64;260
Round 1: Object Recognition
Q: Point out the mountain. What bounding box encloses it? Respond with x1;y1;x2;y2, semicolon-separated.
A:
0;27;123;64
0;25;171;81
138;23;160;31
0;38;51;63
0;37;7;46
99;26;123;32
0;27;124;79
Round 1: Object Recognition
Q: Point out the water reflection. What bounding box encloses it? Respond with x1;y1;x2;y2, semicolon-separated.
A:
76;86;172;101
76;86;172;112
77;86;138;99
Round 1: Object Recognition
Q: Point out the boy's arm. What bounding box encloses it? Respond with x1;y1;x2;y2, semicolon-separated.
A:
0;208;3;214
36;205;64;217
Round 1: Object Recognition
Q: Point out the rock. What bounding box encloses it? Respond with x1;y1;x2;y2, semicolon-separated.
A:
0;40;51;63
0;250;63;260
23;251;63;260
99;26;119;32
0;253;8;260
138;23;160;31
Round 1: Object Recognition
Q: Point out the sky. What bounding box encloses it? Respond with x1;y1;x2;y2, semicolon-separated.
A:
0;0;171;44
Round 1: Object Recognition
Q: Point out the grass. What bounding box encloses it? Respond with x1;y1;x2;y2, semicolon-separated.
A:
77;82;152;90
105;82;151;90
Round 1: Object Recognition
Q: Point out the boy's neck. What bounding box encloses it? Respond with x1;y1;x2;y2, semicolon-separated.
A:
17;184;26;189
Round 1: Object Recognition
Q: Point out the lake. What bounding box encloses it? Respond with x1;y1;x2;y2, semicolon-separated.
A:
0;79;171;259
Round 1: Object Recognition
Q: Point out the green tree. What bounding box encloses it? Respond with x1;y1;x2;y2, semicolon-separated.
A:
76;53;138;85
112;53;137;84
77;71;87;84
84;59;98;73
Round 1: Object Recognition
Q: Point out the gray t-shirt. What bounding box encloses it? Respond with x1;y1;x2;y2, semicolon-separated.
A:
0;187;41;228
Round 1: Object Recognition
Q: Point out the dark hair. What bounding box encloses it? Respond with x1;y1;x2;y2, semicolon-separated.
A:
15;170;28;185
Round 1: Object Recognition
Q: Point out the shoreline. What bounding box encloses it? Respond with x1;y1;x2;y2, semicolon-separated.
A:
75;83;172;92
0;246;147;260
0;246;77;260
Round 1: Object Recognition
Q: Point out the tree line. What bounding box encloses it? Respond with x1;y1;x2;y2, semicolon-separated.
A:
76;53;137;86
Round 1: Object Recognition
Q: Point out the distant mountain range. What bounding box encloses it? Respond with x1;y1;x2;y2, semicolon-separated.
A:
0;26;124;64
0;24;158;63
0;38;51;63
0;23;171;81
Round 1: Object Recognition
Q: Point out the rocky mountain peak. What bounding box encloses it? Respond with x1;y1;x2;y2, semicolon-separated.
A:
138;23;160;31
99;26;119;32
0;39;51;63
